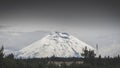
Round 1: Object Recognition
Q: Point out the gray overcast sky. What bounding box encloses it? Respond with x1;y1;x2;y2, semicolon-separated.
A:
0;0;120;56
0;0;120;35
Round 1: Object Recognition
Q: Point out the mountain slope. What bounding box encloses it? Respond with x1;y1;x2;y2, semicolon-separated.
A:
17;32;94;58
0;31;49;51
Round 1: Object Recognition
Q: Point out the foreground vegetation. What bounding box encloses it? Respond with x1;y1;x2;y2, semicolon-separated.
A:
0;46;120;68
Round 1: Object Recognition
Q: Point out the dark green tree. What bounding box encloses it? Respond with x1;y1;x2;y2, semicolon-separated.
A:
0;46;4;68
5;53;14;59
88;50;96;59
81;46;96;64
81;46;89;59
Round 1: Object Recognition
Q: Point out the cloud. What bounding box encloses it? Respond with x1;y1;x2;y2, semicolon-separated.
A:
0;25;8;29
0;0;120;35
0;25;12;31
0;0;120;57
0;31;49;51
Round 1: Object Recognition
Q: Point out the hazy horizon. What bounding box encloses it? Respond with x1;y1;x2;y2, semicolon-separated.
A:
0;0;120;57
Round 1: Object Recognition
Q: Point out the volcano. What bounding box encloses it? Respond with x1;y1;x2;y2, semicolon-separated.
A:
17;32;94;58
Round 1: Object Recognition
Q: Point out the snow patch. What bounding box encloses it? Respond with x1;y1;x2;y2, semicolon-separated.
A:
17;32;95;58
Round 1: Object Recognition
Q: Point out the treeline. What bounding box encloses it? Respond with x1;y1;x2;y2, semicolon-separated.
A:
0;46;120;68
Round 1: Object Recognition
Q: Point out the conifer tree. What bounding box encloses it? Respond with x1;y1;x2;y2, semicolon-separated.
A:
81;46;96;64
0;46;4;68
81;46;89;59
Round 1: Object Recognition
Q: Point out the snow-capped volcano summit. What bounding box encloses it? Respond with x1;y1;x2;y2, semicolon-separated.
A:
17;32;94;58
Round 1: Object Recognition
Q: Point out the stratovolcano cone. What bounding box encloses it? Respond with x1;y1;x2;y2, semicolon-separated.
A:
17;32;94;58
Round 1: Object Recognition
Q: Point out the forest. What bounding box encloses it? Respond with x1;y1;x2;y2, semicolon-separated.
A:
0;46;120;68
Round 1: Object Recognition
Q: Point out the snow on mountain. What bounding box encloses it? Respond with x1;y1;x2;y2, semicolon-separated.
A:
3;49;16;56
17;32;95;58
